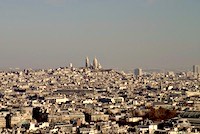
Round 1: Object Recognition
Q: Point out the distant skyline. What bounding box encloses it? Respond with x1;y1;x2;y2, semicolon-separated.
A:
0;0;200;70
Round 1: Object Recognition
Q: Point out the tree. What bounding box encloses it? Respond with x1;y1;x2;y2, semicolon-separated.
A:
144;107;177;122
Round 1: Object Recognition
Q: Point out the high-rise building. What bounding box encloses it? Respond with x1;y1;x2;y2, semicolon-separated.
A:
134;68;142;76
193;65;200;75
93;57;98;70
85;57;90;68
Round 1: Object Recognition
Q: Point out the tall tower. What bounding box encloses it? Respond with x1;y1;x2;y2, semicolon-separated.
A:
134;68;142;76
193;65;200;75
93;57;98;70
85;57;90;68
69;63;73;68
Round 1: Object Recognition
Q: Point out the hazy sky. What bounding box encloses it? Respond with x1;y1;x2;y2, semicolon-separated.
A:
0;0;200;70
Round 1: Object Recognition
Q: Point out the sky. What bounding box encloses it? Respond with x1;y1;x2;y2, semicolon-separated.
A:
0;0;200;71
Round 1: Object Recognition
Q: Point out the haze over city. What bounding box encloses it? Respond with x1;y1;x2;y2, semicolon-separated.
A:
1;1;200;133
0;0;199;70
